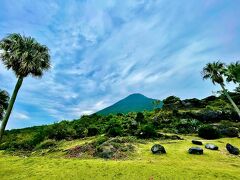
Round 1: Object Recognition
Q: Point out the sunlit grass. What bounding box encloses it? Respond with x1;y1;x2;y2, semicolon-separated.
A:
0;136;239;180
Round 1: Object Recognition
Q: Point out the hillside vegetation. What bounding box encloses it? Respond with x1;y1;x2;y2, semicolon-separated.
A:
1;93;240;151
0;93;240;179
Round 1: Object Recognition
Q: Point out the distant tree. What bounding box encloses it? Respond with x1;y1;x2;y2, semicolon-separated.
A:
0;90;9;120
162;96;181;110
0;33;51;140
152;100;161;111
202;61;240;118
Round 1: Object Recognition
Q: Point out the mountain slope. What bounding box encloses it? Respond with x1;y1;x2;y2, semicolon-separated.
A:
97;93;163;115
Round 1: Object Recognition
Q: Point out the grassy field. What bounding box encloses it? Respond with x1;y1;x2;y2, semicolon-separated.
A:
0;136;240;180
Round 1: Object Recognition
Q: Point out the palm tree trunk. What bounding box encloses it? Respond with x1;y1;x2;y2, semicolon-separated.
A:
220;83;240;118
0;77;23;141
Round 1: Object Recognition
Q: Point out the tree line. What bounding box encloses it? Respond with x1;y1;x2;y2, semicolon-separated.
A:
0;33;240;142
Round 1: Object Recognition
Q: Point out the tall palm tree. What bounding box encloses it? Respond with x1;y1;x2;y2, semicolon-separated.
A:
0;89;9;120
0;33;51;140
202;61;240;118
224;61;240;84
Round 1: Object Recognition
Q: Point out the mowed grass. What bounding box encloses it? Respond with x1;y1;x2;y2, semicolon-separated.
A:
0;136;240;180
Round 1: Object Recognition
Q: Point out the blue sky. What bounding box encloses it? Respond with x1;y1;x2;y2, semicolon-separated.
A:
0;0;240;129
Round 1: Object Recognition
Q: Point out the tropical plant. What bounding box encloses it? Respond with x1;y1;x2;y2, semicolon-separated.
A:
224;61;240;83
0;33;51;140
235;85;240;94
0;89;9;120
202;61;240;118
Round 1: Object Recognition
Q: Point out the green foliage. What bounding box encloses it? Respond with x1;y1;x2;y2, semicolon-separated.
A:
135;112;144;123
0;89;9;120
205;99;232;111
87;126;99;136
198;125;220;139
35;139;57;150
46;121;77;140
0;33;51;77
174;119;202;134
220;127;239;137
0;128;46;151
224;61;240;83
106;118;124;137
162;96;182;110
138;124;157;138
202;61;225;85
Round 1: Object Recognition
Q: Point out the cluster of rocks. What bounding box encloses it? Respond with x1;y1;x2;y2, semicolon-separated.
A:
189;140;219;154
151;140;239;156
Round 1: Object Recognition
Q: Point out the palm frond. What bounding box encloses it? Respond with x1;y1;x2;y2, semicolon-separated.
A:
0;33;51;78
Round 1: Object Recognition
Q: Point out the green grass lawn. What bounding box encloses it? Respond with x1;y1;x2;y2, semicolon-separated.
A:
0;136;240;180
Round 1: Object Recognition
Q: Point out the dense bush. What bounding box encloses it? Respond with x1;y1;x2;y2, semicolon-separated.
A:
220;127;239;137
174;119;202;134
138;124;157;138
198;125;220;139
46;121;77;140
135;112;144;123
106;118;124;137
87;126;99;136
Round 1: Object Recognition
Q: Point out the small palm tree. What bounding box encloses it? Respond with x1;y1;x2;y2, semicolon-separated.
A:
0;33;51;140
224;61;240;83
0;90;9;120
202;61;240;118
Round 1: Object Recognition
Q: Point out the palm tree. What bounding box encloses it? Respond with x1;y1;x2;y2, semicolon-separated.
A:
224;61;240;83
0;90;9;120
202;61;240;118
0;33;51;140
235;85;240;94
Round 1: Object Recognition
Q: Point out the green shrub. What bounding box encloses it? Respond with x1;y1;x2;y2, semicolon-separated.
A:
35;139;57;150
46;122;77;140
138;124;157;138
135;112;144;123
106;118;124;137
92;136;109;147
87;126;99;136
220;127;239;137
107;127;123;137
174;119;202;134
198;125;220;139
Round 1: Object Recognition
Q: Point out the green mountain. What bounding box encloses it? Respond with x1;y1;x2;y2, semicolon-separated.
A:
97;93;163;115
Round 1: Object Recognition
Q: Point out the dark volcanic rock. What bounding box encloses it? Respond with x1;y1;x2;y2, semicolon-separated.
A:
151;144;166;154
170;135;183;140
188;147;203;155
192;140;203;145
226;143;240;155
205;144;218;150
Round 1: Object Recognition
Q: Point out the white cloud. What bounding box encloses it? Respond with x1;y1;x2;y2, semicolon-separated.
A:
1;0;240;128
12;112;29;120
